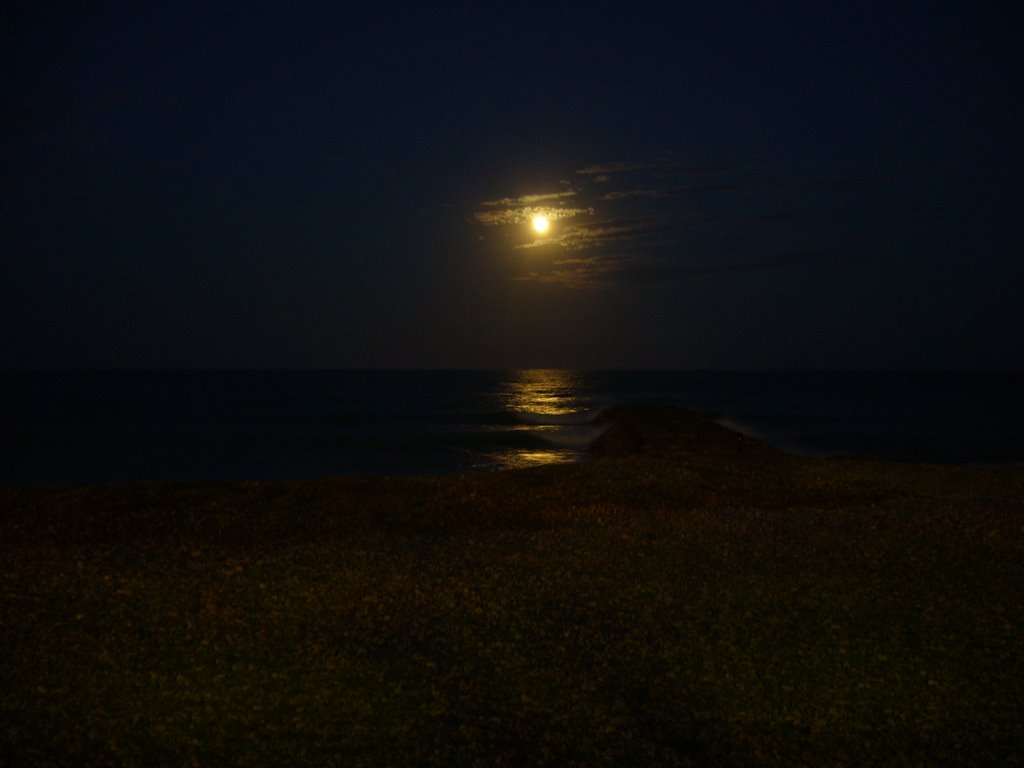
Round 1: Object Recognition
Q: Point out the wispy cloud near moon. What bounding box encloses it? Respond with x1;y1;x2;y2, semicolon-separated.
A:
472;205;593;226
515;214;707;252
472;156;916;288
480;190;579;207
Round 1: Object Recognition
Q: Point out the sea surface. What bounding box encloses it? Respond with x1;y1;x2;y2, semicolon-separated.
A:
1;370;1022;484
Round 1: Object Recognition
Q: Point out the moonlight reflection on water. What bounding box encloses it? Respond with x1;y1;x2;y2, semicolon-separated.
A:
487;370;606;471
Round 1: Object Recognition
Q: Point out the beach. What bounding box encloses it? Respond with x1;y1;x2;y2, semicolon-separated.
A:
2;406;1022;766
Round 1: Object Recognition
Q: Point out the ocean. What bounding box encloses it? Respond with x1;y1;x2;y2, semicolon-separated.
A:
1;370;1022;484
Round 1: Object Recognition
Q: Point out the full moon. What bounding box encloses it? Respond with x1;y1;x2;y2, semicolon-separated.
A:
531;214;550;234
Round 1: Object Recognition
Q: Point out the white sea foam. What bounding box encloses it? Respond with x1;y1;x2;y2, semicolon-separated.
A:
714;417;833;458
534;424;607;448
513;405;607;426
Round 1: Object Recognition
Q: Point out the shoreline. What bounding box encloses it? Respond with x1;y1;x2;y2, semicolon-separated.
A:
7;401;1022;493
4;370;1024;484
2;406;1022;765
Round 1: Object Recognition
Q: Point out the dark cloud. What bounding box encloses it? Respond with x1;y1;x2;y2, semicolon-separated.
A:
511;243;887;290
600;183;757;201
576;160;668;175
665;248;886;279
599;189;667;201
577;159;758;179
513;253;658;289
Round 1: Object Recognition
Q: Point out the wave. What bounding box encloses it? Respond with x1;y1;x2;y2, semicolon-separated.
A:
454;422;605;451
450;406;609;455
531;424;607;448
714;417;843;458
511;405;607;426
452;409;524;427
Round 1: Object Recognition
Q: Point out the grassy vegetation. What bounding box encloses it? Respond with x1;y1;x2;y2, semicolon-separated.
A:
2;407;1022;766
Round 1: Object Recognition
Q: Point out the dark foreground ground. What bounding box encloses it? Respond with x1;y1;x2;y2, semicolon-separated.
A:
2;407;1022;767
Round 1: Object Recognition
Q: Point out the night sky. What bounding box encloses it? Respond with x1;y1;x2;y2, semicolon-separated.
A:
3;2;1022;370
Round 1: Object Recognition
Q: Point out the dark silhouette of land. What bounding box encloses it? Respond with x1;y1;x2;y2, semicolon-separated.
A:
2;407;1021;765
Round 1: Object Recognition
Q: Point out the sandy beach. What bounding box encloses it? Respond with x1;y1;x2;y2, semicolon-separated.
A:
2;406;1021;766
